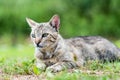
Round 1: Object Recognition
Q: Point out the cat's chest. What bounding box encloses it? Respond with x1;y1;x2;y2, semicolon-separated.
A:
42;51;52;59
42;52;58;66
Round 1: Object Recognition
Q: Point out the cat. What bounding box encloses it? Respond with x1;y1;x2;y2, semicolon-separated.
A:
26;15;120;72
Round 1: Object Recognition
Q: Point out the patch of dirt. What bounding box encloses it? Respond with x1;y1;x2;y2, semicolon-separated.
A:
11;75;45;80
0;69;5;80
0;74;47;80
0;69;47;80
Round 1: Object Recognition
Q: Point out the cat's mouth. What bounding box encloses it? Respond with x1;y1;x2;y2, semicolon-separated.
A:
37;45;43;48
36;44;44;48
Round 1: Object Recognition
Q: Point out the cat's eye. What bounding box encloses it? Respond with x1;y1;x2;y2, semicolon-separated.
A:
31;34;36;38
42;33;49;37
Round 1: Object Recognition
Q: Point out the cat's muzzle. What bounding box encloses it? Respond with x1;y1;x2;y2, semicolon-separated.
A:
36;43;43;48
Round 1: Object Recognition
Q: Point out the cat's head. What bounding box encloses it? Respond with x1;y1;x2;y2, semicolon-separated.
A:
26;15;60;49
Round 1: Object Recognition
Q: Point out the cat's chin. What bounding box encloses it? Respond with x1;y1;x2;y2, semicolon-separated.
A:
36;46;43;49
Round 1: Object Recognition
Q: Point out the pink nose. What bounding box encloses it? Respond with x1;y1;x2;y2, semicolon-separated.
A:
35;38;41;44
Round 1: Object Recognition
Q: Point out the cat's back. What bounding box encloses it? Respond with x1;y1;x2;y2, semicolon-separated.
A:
65;36;105;46
65;36;119;55
65;36;120;61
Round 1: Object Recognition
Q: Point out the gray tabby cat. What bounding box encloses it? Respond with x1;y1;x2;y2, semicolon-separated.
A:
26;15;120;72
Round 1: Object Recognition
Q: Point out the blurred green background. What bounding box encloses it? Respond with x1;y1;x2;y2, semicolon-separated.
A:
0;0;120;58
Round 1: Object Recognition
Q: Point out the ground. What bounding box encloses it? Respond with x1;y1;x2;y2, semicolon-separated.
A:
1;58;120;80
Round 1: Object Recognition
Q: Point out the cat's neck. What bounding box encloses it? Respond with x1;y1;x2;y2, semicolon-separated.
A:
51;34;65;52
53;34;66;53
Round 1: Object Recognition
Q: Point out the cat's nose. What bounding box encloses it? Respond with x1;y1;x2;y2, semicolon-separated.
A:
35;38;41;45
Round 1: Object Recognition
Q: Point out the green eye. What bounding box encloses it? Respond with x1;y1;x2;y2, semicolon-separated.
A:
31;34;36;38
42;33;49;37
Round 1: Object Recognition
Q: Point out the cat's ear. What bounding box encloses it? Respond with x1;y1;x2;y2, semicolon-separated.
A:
49;15;60;31
26;17;38;28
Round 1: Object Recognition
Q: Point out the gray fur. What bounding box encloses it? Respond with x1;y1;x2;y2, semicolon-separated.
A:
26;15;120;72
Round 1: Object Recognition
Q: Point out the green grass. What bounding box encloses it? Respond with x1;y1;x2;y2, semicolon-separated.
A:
0;41;120;80
1;58;120;80
0;44;34;58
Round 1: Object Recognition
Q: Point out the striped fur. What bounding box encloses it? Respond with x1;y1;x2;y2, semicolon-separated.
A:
26;15;120;72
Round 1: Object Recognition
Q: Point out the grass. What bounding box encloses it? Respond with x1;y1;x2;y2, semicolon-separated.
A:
1;59;120;80
0;40;120;80
0;44;34;58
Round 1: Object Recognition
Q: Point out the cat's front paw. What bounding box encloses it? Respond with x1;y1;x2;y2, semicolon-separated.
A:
46;64;64;72
36;63;46;71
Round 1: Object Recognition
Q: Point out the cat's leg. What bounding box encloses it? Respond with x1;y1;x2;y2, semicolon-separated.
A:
34;49;46;70
46;61;78;72
36;59;46;70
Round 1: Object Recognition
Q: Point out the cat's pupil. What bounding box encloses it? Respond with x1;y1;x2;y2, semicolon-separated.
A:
31;34;36;38
42;33;49;37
